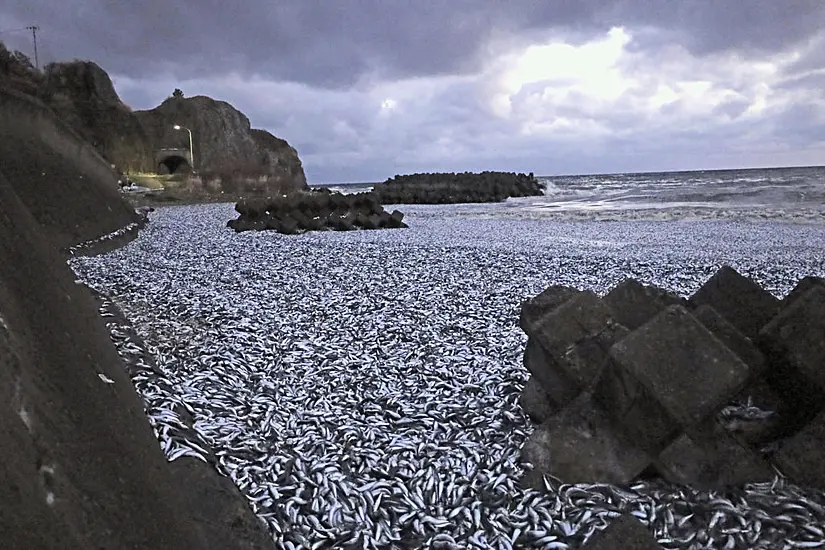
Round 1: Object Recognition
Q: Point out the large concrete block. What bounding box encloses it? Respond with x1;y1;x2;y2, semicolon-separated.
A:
532;291;617;355
689;265;780;339
529;291;628;403
521;392;651;487
604;279;686;331
693;304;765;375
519;376;556;423
521;305;626;424
774;410;825;490
524;339;579;409
655;416;773;489
519;285;581;335
594;305;751;454
558;322;630;389
758;285;825;433
694;304;783;445
783;276;825;309
580;513;663;550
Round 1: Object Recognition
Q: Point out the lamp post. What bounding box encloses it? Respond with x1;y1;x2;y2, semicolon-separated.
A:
173;124;195;172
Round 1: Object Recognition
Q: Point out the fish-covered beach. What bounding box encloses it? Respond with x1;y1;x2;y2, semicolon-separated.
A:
71;167;825;550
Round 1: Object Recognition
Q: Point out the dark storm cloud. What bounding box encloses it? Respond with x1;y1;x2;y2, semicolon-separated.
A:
603;0;825;57
2;0;824;87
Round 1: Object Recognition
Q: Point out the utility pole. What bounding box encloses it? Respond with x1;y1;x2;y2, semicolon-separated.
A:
25;25;39;69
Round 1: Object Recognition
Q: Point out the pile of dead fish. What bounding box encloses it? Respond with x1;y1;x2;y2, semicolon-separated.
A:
70;203;825;549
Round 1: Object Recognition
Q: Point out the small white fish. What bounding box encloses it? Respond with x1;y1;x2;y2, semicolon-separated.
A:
98;373;115;384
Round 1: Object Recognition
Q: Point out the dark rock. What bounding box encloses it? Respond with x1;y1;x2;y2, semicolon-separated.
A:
136;96;307;190
521;393;651;487
603;279;686;331
580;513;663;550
249;219;267;232
655;416;773;489
519;285;582;335
560;323;630;389
229;191;404;234
305;216;325;231
0;87;141;249
694;304;785;444
519;376;557;423
773;409;825;490
329;216;354;231
290;210;310;230
354;212;371;228
265;217;282;231
758;285;825;434
689;265;780;339
594;305;751;454
311;192;331;212
782;276;825;309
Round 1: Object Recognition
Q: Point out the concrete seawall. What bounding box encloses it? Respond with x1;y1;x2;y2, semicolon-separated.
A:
0;84;274;548
0;85;138;248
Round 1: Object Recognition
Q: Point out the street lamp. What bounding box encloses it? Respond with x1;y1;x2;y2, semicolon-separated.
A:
173;124;195;172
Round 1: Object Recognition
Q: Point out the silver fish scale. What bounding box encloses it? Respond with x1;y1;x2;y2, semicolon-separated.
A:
70;203;825;549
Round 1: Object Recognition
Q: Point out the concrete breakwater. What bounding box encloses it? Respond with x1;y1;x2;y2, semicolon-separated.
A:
229;189;407;233
373;171;545;204
520;267;825;547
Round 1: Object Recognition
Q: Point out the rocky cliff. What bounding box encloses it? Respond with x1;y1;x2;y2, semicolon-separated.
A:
135;94;307;192
0;40;306;196
44;61;156;175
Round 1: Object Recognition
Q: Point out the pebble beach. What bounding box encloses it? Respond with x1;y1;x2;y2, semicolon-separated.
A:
70;201;825;549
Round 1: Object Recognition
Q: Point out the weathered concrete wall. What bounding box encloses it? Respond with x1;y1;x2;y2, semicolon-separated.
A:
0;86;138;249
0;176;210;548
0;83;276;549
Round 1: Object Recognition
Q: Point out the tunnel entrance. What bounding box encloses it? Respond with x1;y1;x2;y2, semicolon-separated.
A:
157;155;192;175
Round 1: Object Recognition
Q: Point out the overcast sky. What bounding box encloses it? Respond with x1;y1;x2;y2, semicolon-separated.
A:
2;1;824;183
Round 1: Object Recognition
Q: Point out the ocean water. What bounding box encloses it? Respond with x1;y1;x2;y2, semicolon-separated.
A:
315;166;825;223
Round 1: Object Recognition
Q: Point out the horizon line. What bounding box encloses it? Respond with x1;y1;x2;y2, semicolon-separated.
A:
309;163;825;187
